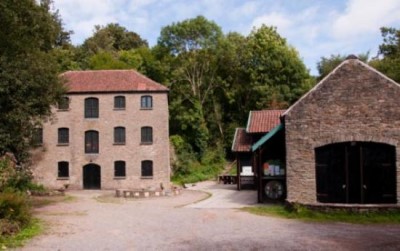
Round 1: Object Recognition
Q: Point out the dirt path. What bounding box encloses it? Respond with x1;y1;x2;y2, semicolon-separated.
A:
18;182;400;251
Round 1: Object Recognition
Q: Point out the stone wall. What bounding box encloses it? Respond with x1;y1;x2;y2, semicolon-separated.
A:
284;59;400;204
31;92;170;190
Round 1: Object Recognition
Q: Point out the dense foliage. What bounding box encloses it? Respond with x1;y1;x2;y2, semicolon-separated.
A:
0;0;67;241
0;0;66;162
370;27;400;83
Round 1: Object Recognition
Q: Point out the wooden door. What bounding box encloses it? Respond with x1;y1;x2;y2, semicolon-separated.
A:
315;142;396;204
83;164;101;189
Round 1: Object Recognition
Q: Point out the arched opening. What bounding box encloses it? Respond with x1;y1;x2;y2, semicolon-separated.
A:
83;163;101;189
315;142;396;204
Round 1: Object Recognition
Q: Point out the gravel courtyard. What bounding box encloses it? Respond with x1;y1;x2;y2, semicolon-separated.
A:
19;182;400;251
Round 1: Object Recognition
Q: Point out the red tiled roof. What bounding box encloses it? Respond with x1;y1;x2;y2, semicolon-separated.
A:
61;70;168;93
232;128;252;152
246;110;285;133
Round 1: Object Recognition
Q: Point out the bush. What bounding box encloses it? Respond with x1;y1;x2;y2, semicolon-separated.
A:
0;191;31;234
170;135;226;184
0;219;20;236
0;158;32;193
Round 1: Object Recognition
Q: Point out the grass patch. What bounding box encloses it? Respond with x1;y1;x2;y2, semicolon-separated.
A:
0;218;42;249
30;195;76;208
242;205;400;224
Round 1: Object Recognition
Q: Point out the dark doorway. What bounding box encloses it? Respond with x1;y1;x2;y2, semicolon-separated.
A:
83;164;101;189
315;142;396;204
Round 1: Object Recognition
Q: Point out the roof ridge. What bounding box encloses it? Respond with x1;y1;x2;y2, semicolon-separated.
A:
283;59;351;116
283;58;400;117
62;69;168;93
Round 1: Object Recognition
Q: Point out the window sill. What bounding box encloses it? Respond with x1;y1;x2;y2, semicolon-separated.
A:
57;143;69;146
113;143;126;146
84;117;99;120
57;177;69;180
140;108;153;110
114;176;126;180
140;142;153;145
113;108;126;111
57;109;70;112
141;176;153;179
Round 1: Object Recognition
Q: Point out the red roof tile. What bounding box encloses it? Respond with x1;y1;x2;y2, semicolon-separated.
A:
232;128;252;152
246;110;285;133
61;70;168;93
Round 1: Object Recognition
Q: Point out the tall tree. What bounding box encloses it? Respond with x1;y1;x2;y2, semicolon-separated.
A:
82;23;148;55
369;27;400;83
0;0;66;161
244;25;313;109
157;16;224;154
214;27;313;148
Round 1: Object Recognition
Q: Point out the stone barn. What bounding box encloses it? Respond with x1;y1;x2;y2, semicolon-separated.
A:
284;56;400;205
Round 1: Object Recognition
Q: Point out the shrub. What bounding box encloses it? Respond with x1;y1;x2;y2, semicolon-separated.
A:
170;135;226;184
0;219;20;236
0;158;32;193
0;191;31;232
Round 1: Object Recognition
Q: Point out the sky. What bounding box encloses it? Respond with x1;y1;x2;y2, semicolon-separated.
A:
52;0;400;75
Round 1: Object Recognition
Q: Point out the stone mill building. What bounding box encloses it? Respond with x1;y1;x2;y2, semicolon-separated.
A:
31;70;170;190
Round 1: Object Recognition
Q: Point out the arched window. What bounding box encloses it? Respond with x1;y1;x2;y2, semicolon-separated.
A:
141;160;153;177
114;96;125;109
141;126;153;144
140;95;152;109
85;130;99;153
84;97;99;118
114;161;126;177
114;127;126;144
58;161;69;178
58;128;69;144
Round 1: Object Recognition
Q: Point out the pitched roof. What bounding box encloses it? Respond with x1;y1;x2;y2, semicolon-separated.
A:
231;128;252;152
61;70;168;93
283;57;400;117
246;110;285;133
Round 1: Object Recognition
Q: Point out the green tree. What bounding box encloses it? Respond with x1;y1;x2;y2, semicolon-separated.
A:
0;0;66;161
369;27;400;83
244;25;313;109
158;15;222;54
82;23;148;55
157;16;224;154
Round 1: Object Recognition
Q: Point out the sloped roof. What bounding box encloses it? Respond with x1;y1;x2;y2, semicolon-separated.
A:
231;128;252;152
246;110;285;133
62;70;168;93
283;57;400;117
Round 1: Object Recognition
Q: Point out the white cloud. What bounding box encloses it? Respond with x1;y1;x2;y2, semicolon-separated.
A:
332;0;400;39
251;12;292;34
